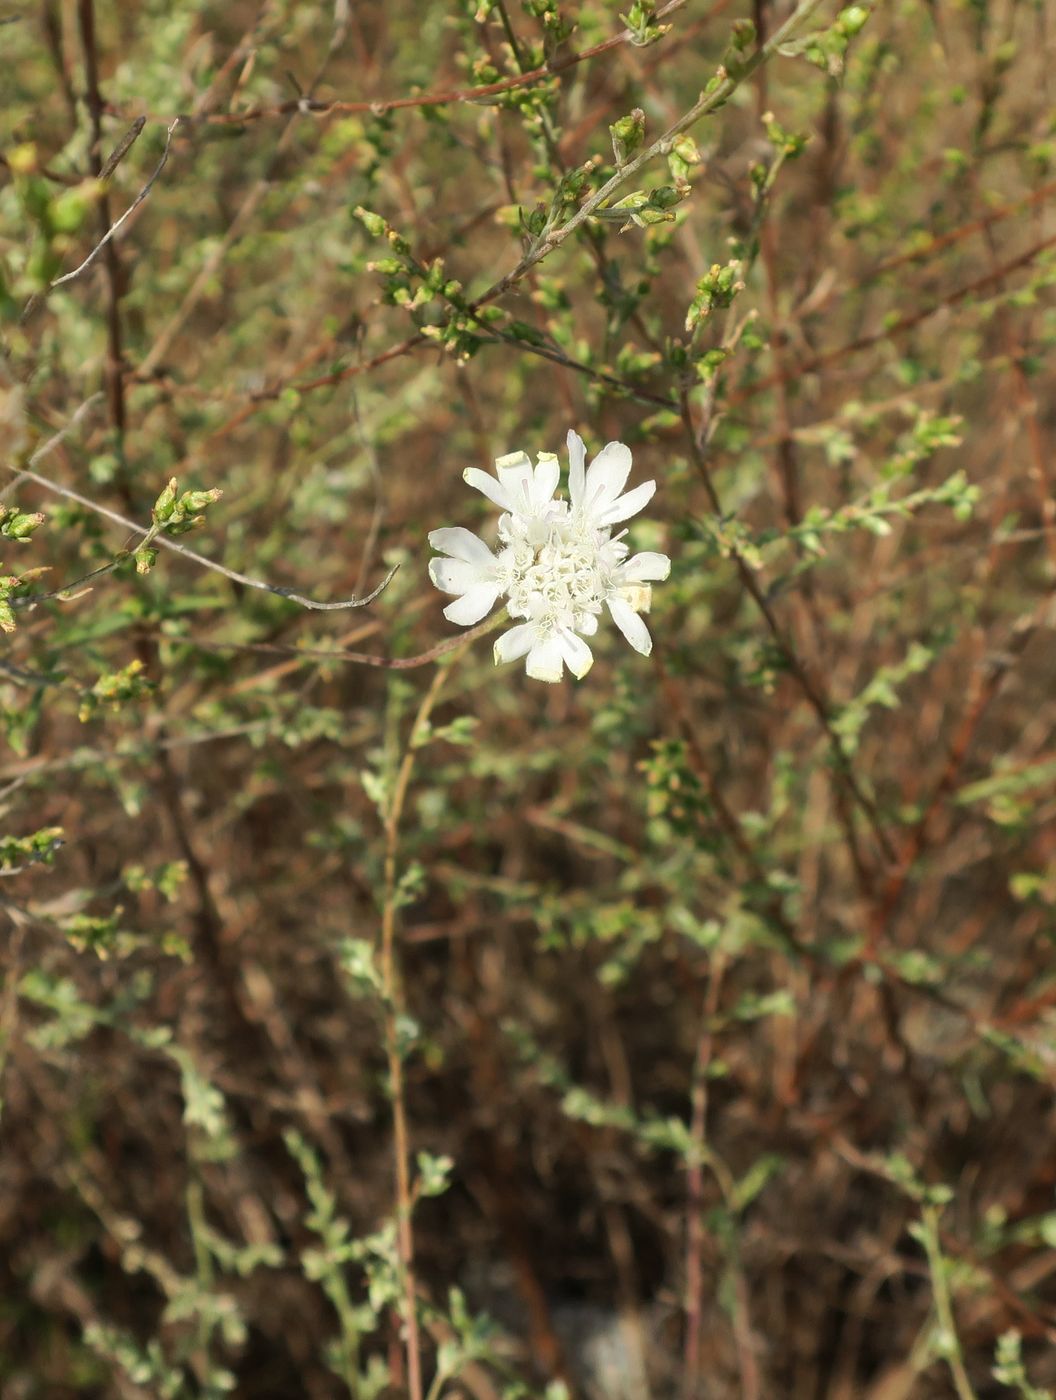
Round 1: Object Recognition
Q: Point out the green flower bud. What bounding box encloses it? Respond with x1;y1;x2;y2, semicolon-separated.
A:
610;109;646;167
152;478;178;522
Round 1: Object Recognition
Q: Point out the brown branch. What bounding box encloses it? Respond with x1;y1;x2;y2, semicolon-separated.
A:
730;231;1056;411
98;115;146;180
131;221;1056;443
682;955;725;1400
37;119;179;300
863;193;1056;954
869;574;1050;951
678;394;896;870
378;663;468;1400
170;613;504;671
77;0;127;441
871;175;1056;279
105;0;689;127
7;451;398;612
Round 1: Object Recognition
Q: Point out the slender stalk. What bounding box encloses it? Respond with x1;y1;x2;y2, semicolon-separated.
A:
682;956;726;1399
32;119;180;304
377;635;477;1399
77;0;127;441
423;1363;452;1400
7;457;398;612
919;1205;978;1400
185;1175;215;1365
692;1140;760;1400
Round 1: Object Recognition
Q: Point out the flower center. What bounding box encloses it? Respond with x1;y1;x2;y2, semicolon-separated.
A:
503;519;603;631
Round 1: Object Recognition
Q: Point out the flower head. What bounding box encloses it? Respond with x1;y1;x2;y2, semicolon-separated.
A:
429;430;670;682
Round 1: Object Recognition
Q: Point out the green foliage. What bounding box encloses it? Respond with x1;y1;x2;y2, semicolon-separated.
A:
994;1331;1054;1400
831;640;938;754
619;0;672;48
685;260;747;334
284;1128;400;1394
0;824;64;872
78;658;155;722
777;2;875;75
82;1323;185;1399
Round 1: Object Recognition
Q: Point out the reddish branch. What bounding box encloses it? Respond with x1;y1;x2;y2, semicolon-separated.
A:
730;231;1056;411
105;0;689;127
77;0;127;440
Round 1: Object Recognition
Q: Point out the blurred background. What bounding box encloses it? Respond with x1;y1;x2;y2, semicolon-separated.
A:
2;0;1056;1395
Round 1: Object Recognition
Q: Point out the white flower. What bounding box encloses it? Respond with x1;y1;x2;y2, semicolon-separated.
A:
429;430;670;683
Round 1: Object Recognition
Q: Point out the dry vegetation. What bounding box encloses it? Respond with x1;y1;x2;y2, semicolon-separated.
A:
2;0;1056;1396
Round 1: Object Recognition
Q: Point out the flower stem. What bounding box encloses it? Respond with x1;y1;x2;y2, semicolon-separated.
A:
920;1204;978;1400
377;629;480;1398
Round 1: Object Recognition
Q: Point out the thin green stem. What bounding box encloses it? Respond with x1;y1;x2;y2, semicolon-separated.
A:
424;1365;452;1400
377;631;479;1400
325;1256;362;1391
185;1175;215;1363
920;1204;978;1400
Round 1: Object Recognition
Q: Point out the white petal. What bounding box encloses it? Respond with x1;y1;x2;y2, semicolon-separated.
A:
607;595;653;656
558;630;593;679
443;584;501;626
428;526;496;567
429;557;491;595
567;429;586;507
495;451;534;515
464;467;513;512
525;635;565;683
495;449;532;472
585;441;633;508
493;622;537;666
532;454;560;509
618;550;671;583
597;479;656;527
577;612;600;636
